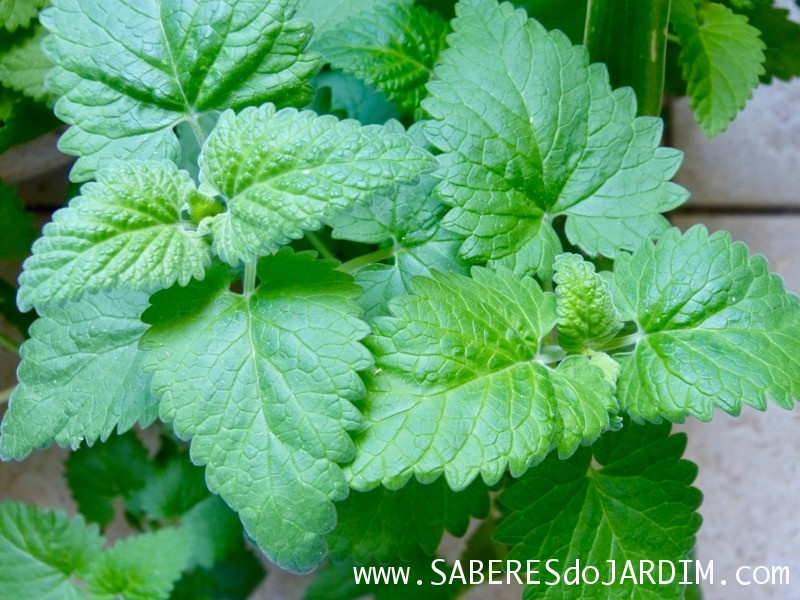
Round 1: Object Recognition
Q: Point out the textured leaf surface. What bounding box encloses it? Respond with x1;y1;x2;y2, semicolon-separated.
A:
0;0;45;31
296;0;395;45
672;0;765;136
317;1;448;118
65;431;153;526
141;250;372;572
0;27;51;102
328;478;488;563
0;502;103;600
0;182;37;259
17;161;211;312
85;528;191;600
495;421;702;600
331;173;468;318
41;0;321;181
348;267;617;491
735;0;800;81
0;291;157;460
197;104;434;265
553;253;622;352
423;0;687;263
611;226;800;421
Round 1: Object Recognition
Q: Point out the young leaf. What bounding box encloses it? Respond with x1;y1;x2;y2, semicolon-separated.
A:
309;70;399;124
486;218;562;281
65;431;153;526
671;0;766;136
495;421;702;600
0;27;52;103
41;0;322;181
317;1;449;118
423;0;687;266
328;478;489;563
0;0;45;32
196;104;434;266
17;161;212;312
0;502;104;600
611;226;800;422
0;182;37;259
141;250;373;573
553;253;622;352
331;173;468;318
84;528;192;600
0;291;158;460
347;268;618;491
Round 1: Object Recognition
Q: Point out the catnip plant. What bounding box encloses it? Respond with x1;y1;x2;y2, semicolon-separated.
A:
0;0;798;598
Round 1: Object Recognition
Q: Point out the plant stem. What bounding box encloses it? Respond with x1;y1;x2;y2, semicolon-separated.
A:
244;258;258;297
305;231;336;260
0;385;14;406
595;331;643;352
0;332;19;356
339;246;396;273
189;113;208;147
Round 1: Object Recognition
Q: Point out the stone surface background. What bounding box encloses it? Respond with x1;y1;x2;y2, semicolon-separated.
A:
1;75;799;600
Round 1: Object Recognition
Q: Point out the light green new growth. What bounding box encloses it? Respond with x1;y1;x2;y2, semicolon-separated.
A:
0;291;157;460
495;421;702;600
0;0;45;31
0;27;52;103
611;225;800;422
672;0;766;136
423;0;688;269
17;161;212;312
553;253;622;352
41;0;322;181
141;250;373;573
317;0;449;118
347;267;618;491
197;104;435;266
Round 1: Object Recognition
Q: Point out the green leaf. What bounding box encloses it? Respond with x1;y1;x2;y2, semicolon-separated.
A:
296;0;395;46
0;181;36;259
308;70;399;124
486;218;562;281
127;452;209;522
734;0;800;82
331;173;469;318
0;27;52;103
170;546;265;600
41;0;322;181
671;0;765;136
0;86;60;154
0;502;104;600
0;0;45;31
17;161;212;312
178;496;244;570
141;250;373;573
85;528;192;600
196;104;434;266
423;0;687;264
553;253;622;352
611;225;800;422
328;478;488;563
317;1;449;119
514;0;587;44
0;290;158;460
347;267;618;491
65;431;153;526
495;421;702;600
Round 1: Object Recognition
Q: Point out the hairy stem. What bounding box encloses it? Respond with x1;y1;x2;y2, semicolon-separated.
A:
305;231;336;260
0;332;19;356
339;246;397;273
244;259;258;297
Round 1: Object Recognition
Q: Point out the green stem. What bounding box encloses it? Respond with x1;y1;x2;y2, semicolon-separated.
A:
584;0;671;116
244;259;258;297
594;331;643;352
339;246;397;273
188;114;207;147
0;385;14;406
0;332;19;356
305;231;336;260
